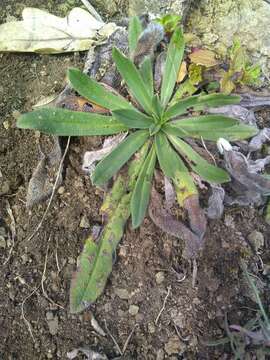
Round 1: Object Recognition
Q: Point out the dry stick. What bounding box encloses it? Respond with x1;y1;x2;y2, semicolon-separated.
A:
155;286;171;325
192;259;198;288
122;324;138;355
104;320;123;356
21;285;40;343
26;137;70;243
200;136;217;165
80;0;103;22
4;200;16;265
41;238;64;310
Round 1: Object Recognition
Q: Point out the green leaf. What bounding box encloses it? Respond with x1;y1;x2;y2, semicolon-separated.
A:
168;135;230;183
131;144;156;228
92;130;149;186
160;27;185;107
112;108;153;129
70;178;130;313
156;14;181;34
128;16;143;54
68;68;133;111
166;93;241;119
140;56;154;97
164;119;258;141
152;94;163;120
17;108;128;136
112;48;153;114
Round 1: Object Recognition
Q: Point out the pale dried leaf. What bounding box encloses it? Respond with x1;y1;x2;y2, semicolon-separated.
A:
208;105;257;126
249;128;270;152
189;49;219;67
177;61;187;83
82;133;127;174
0;7;116;53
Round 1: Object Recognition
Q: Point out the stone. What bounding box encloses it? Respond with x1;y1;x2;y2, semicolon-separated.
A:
128;304;139;316
187;0;270;81
0;236;6;249
129;0;193;19
114;288;130;300
164;336;182;355
0;180;10;195
148;322;156;334
46;311;59;335
57;186;65;194
79;215;90;229
247;230;264;251
156;349;164;360
155;271;165;285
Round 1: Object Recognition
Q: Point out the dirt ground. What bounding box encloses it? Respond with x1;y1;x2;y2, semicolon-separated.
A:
1;1;270;359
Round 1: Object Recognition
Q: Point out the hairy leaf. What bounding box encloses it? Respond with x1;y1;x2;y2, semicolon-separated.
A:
155;133;196;202
166;93;241;119
168;135;230;183
112;48;153;114
128;16;143;54
131;144;156;228
92;130;149;186
112;108;153;129
140;56;154;97
160;27;185;107
70;189;131;313
17;108;128;135
68;68;133;111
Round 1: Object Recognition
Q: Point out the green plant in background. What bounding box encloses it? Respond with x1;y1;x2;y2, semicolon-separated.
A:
220;39;261;94
207;261;270;359
156;14;181;34
17;17;258;312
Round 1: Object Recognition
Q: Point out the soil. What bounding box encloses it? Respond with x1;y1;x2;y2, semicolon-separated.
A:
1;1;270;359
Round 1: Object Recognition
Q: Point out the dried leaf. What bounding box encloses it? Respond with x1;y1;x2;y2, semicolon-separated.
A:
0;7;116;54
249;128;270;152
82;133;127;174
207;186;225;219
177;61;187;83
149;187;204;259
239;93;270;109
208;105;257;126
189;49;219;67
67;348;108;360
26;136;62;208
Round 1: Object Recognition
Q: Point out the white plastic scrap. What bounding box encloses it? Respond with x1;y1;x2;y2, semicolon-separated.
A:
217;138;233;155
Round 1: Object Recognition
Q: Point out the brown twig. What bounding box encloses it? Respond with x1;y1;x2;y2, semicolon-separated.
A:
155;286;171;325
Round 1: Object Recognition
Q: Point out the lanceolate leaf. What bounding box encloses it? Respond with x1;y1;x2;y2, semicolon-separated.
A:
112;48;153;114
17;108;128;135
164;121;258;141
68;68;134;111
112;108;153;129
70;186;131;313
166;93;241;119
128;16;143;54
160;27;185;107
168;135;230;183
70;144;150;313
131;144;156;228
140;57;154;97
152;94;163;120
92;130;149;186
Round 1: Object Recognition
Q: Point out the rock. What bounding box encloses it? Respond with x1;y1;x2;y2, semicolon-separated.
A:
129;0;193;19
156;349;164;360
148;322;156;334
187;0;270;80
128;304;139;316
57;186;65;194
46;311;59;335
155;271;165;285
79;215;90;229
0;236;6;249
114;288;130;300
0;180;10;195
164;336;182;355
247;230;264;251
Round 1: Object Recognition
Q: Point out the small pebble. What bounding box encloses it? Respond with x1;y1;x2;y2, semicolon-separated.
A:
79;215;90;229
148;322;155;334
164;336;181;355
247;230;264;251
114;288;130;300
46;311;59;335
155;271;165;285
129;305;139;316
58;186;65;194
0;236;6;249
